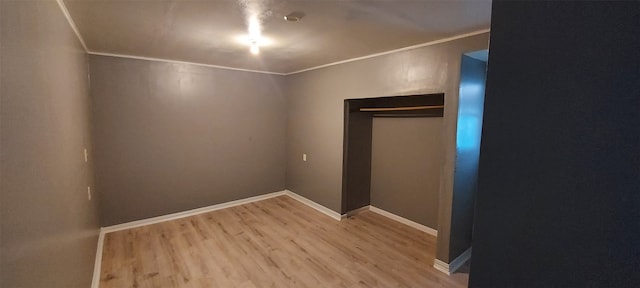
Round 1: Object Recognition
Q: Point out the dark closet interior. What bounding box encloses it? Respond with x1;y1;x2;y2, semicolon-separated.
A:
341;93;445;214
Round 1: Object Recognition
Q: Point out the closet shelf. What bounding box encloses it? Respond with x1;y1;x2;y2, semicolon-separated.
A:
359;105;444;112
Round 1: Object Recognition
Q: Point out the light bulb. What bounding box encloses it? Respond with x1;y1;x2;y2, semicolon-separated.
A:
250;44;259;55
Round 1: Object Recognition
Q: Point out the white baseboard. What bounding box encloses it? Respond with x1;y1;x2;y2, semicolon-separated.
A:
433;258;451;275
101;190;287;233
343;205;371;218
100;189;344;234
91;229;105;288
433;247;472;275
283;190;342;221
368;206;438;237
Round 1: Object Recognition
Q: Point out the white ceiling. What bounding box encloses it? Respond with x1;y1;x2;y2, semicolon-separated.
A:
63;0;491;74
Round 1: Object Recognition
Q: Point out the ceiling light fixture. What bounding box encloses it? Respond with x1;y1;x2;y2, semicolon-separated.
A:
234;34;273;49
250;40;260;55
246;16;263;55
284;11;305;22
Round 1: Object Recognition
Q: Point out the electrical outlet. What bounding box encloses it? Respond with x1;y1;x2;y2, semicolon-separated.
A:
87;186;91;200
303;153;307;162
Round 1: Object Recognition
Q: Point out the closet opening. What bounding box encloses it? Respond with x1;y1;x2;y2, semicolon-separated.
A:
341;93;445;220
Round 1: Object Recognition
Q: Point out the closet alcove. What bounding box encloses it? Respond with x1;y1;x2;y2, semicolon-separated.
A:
341;93;445;222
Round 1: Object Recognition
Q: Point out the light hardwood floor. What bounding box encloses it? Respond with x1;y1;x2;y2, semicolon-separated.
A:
100;196;469;287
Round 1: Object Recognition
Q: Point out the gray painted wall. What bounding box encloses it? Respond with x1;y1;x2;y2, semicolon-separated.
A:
370;117;443;229
90;55;287;226
0;1;99;287
449;55;487;260
285;33;489;262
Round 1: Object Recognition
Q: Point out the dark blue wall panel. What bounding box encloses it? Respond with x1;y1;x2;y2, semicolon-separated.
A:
470;2;640;287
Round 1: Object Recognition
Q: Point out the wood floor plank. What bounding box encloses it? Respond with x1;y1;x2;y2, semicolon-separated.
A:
100;196;468;287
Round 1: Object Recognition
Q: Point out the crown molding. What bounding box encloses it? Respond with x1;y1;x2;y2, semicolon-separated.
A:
56;0;88;52
285;29;490;75
88;52;288;75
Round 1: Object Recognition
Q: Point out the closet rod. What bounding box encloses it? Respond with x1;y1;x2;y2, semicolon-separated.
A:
359;105;444;112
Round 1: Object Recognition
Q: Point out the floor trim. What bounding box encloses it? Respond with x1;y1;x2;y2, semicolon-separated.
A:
99;190;344;233
91;229;105;288
368;206;438;237
433;247;472;275
283;190;343;221
101;190;287;233
343;205;371;218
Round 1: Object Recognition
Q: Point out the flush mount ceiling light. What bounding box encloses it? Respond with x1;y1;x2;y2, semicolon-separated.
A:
235;34;273;55
284;11;305;22
237;1;279;56
249;39;260;55
239;15;275;55
247;16;262;55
